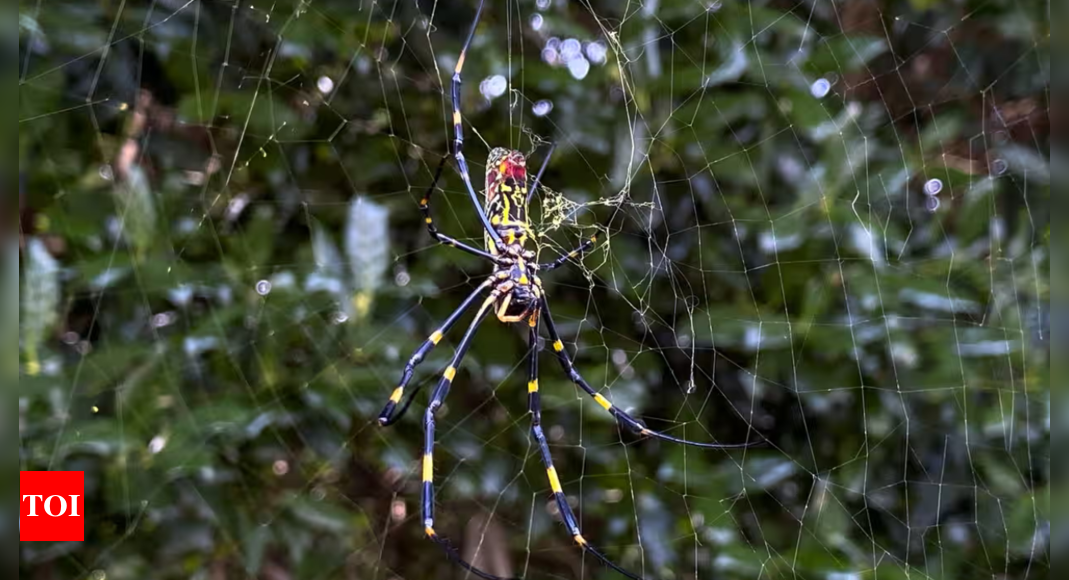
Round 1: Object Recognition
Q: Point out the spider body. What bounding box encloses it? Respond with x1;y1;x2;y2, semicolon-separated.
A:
484;147;542;324
375;3;756;579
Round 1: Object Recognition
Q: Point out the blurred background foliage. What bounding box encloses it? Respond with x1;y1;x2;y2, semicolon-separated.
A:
17;1;1050;579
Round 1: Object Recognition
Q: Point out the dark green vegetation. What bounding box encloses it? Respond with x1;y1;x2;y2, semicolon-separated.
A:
18;1;1049;579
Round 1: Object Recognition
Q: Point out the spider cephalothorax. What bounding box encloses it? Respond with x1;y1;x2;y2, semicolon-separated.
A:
375;2;756;578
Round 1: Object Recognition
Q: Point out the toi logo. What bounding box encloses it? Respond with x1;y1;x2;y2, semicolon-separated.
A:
20;471;85;542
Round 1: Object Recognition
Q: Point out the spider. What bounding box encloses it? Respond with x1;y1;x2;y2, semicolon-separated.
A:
376;2;755;578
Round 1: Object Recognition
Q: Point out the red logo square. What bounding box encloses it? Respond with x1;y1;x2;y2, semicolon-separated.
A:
20;471;85;542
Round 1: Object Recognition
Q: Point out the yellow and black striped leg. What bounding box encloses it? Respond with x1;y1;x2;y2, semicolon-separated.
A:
378;278;494;427
540;298;758;450
527;318;646;580
526;142;556;205
527;319;542;425
420;154;503;264
451;0;505;251
538;235;599;272
421;293;516;580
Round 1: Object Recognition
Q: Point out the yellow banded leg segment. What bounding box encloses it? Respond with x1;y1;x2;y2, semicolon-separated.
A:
528;380;539;394
532;422;632;575
420;292;498;574
378;283;495;428
546;466;563;494
594;393;613;411
540;296;754;456
526;311;646;580
423;453;434;482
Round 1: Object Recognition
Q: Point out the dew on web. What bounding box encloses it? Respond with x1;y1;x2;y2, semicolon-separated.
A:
810;78;832;99
316;76;334;95
540;46;558;65
567;56;591;80
532;99;554;117
480;74;508;100
585;41;608;65
991;158;1009;176
560;38;582;63
924;178;945;196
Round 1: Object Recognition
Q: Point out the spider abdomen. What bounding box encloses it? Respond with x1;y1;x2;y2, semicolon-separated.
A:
485;148;534;255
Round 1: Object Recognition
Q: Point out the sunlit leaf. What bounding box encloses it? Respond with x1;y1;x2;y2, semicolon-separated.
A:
345;196;389;320
112;165;158;258
20;238;59;376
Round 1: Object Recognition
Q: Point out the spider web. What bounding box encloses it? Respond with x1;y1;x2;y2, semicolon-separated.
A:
17;1;1051;580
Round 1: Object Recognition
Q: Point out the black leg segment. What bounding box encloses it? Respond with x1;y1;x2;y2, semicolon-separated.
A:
539;298;758;450
451;0;505;251
420;154;504;264
378;278;494;427
527;316;646;580
420;292;517;580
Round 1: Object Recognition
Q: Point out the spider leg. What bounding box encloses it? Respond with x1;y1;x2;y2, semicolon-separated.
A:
422;291;518;580
539;297;759;450
421;154;505;264
378;278;495;427
526;317;646;580
452;0;506;251
526;144;599;272
538;234;599;272
526;142;556;206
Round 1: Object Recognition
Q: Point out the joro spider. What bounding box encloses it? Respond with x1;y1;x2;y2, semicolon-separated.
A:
376;2;755;579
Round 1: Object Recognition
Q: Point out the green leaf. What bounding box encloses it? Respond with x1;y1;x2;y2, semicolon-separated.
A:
20;238;60;376
345;196;390;320
112;165;158;258
241;519;270;575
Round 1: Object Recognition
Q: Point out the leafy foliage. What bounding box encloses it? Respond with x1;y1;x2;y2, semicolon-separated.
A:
18;1;1049;579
